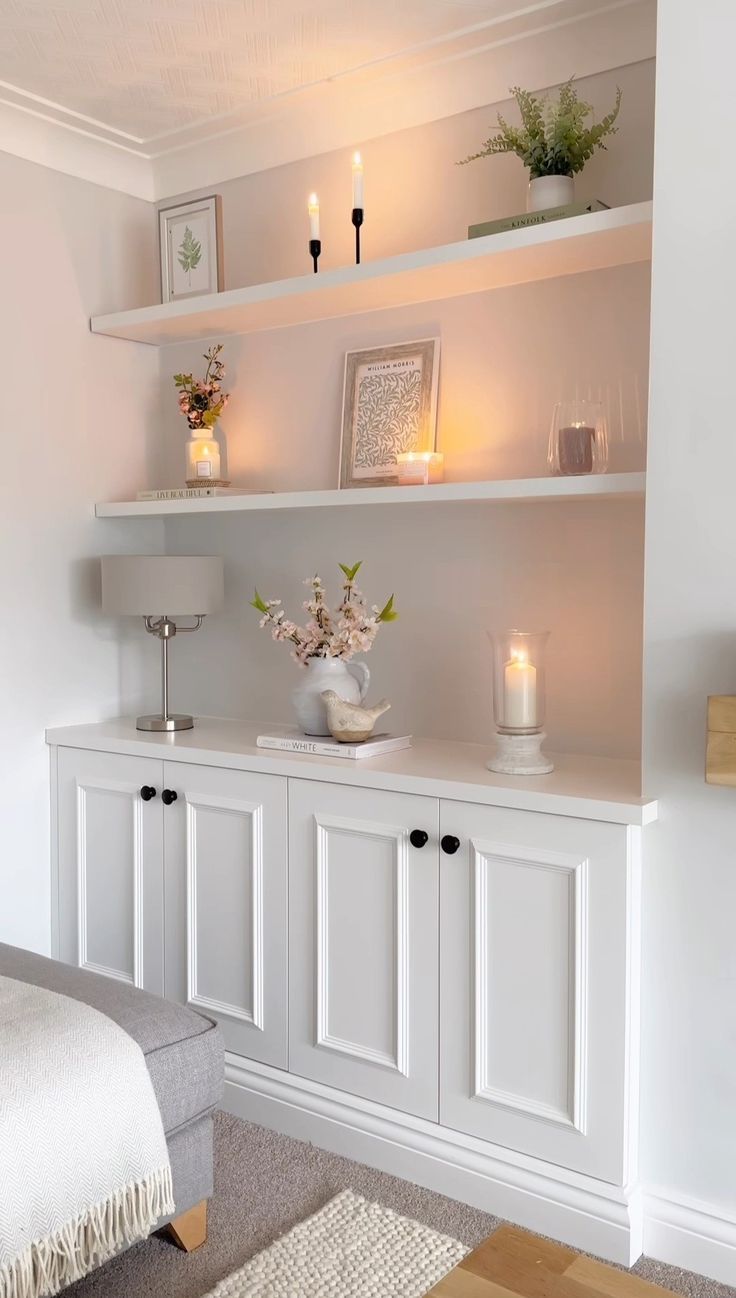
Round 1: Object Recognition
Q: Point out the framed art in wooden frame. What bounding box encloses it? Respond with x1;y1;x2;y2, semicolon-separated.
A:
339;338;441;488
159;196;224;303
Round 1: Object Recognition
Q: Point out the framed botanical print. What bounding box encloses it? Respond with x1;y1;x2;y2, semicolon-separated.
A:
339;338;441;488
159;195;224;303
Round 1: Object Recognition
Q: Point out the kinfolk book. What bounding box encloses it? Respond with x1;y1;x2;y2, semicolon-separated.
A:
256;730;412;761
468;199;609;239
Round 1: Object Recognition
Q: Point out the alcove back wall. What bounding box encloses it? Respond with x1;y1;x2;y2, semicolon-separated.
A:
166;494;643;758
157;58;653;759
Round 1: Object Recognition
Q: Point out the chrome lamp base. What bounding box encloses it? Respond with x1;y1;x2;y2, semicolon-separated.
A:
139;614;205;735
136;713;194;733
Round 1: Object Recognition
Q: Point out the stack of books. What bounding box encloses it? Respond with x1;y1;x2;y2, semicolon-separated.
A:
136;487;271;501
468;199;609;240
256;729;412;762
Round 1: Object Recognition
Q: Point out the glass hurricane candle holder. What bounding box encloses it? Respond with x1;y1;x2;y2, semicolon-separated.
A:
548;399;608;476
488;630;553;775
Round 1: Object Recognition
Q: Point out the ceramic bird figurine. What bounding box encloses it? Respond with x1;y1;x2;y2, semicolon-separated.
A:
321;690;391;742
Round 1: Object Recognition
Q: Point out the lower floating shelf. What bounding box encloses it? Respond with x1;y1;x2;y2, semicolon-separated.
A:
95;472;646;518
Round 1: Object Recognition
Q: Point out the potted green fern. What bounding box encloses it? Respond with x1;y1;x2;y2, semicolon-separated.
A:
459;78;621;213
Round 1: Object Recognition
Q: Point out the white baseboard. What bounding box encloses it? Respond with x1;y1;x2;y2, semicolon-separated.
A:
643;1191;736;1288
224;1053;642;1265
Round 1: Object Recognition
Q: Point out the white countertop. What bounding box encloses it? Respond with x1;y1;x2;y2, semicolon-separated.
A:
46;717;657;826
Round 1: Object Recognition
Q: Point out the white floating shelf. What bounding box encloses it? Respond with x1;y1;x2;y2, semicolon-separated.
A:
95;472;646;518
91;202;653;346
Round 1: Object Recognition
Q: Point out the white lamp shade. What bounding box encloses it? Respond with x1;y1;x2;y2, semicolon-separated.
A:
101;555;224;616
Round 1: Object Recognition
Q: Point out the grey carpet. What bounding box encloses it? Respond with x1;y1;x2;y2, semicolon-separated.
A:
63;1112;735;1298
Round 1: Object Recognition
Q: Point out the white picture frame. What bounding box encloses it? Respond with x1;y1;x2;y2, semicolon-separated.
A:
338;337;441;489
159;195;224;303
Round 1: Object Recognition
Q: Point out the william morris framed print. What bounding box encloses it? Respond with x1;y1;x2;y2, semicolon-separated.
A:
339;338;440;488
159;195;224;303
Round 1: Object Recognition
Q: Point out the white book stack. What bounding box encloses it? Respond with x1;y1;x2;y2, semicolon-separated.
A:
256;729;412;761
136;487;272;501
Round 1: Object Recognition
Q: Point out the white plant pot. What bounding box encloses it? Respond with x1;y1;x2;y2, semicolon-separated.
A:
292;658;370;736
527;175;575;213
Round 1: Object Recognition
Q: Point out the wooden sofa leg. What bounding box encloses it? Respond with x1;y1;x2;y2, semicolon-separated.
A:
166;1200;208;1252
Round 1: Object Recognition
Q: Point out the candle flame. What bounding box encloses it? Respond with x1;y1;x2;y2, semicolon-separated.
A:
510;648;528;665
352;151;362;168
308;192;319;210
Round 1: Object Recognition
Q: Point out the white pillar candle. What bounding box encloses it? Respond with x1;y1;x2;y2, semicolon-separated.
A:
503;652;537;729
308;193;320;240
352;152;364;208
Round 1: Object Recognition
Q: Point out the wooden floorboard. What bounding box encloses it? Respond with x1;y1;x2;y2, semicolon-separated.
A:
427;1227;677;1298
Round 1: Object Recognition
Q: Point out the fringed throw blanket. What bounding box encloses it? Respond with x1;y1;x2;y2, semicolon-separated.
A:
0;975;174;1298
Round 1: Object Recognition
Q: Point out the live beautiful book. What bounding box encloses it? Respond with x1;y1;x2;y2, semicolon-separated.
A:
136;487;272;501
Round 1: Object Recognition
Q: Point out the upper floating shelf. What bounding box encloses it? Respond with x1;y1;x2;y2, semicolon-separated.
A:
91;202;653;347
95;473;645;518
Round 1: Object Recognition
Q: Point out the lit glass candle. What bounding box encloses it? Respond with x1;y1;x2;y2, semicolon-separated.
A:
503;649;537;730
396;451;444;485
308;193;320;240
352;152;364;208
186;431;221;482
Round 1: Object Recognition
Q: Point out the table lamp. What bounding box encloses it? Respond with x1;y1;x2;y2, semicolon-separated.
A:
101;554;224;732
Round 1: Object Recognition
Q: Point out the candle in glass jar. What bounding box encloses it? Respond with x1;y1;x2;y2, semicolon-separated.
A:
352;152;364;208
308;193;320;240
186;432;220;482
503;650;537;729
558;422;594;475
396;451;444;485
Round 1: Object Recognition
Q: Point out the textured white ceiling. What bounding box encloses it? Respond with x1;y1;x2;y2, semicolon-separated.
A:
0;0;655;198
0;0;547;142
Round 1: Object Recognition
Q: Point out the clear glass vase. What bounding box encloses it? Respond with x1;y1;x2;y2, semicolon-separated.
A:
548;399;608;476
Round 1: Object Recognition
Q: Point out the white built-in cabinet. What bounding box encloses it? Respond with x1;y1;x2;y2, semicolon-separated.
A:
289;780;439;1121
439;800;636;1183
57;747;288;1066
51;722;651;1257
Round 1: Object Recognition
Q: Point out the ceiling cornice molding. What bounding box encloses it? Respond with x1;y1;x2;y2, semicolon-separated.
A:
0;98;153;199
0;0;655;203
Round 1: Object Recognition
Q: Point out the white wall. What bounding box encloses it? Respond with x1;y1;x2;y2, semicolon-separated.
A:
164;60;654;289
160;62;653;759
640;0;736;1244
162;260;648;756
0;151;163;954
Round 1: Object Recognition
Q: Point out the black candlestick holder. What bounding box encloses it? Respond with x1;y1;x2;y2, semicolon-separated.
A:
309;238;321;274
352;208;364;265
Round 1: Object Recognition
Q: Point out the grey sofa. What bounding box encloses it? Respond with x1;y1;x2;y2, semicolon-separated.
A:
0;942;223;1253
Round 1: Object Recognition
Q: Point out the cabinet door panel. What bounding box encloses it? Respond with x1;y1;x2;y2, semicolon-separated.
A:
57;748;164;993
289;779;439;1119
440;799;636;1183
164;762;288;1067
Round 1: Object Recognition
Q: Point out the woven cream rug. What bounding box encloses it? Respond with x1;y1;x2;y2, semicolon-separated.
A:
203;1189;468;1298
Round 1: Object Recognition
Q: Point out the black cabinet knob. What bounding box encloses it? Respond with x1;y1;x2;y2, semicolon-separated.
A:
409;829;429;849
161;789;178;806
140;786;157;801
441;834;461;855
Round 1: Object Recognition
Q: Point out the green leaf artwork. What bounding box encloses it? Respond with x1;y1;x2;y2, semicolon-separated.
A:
177;225;202;285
